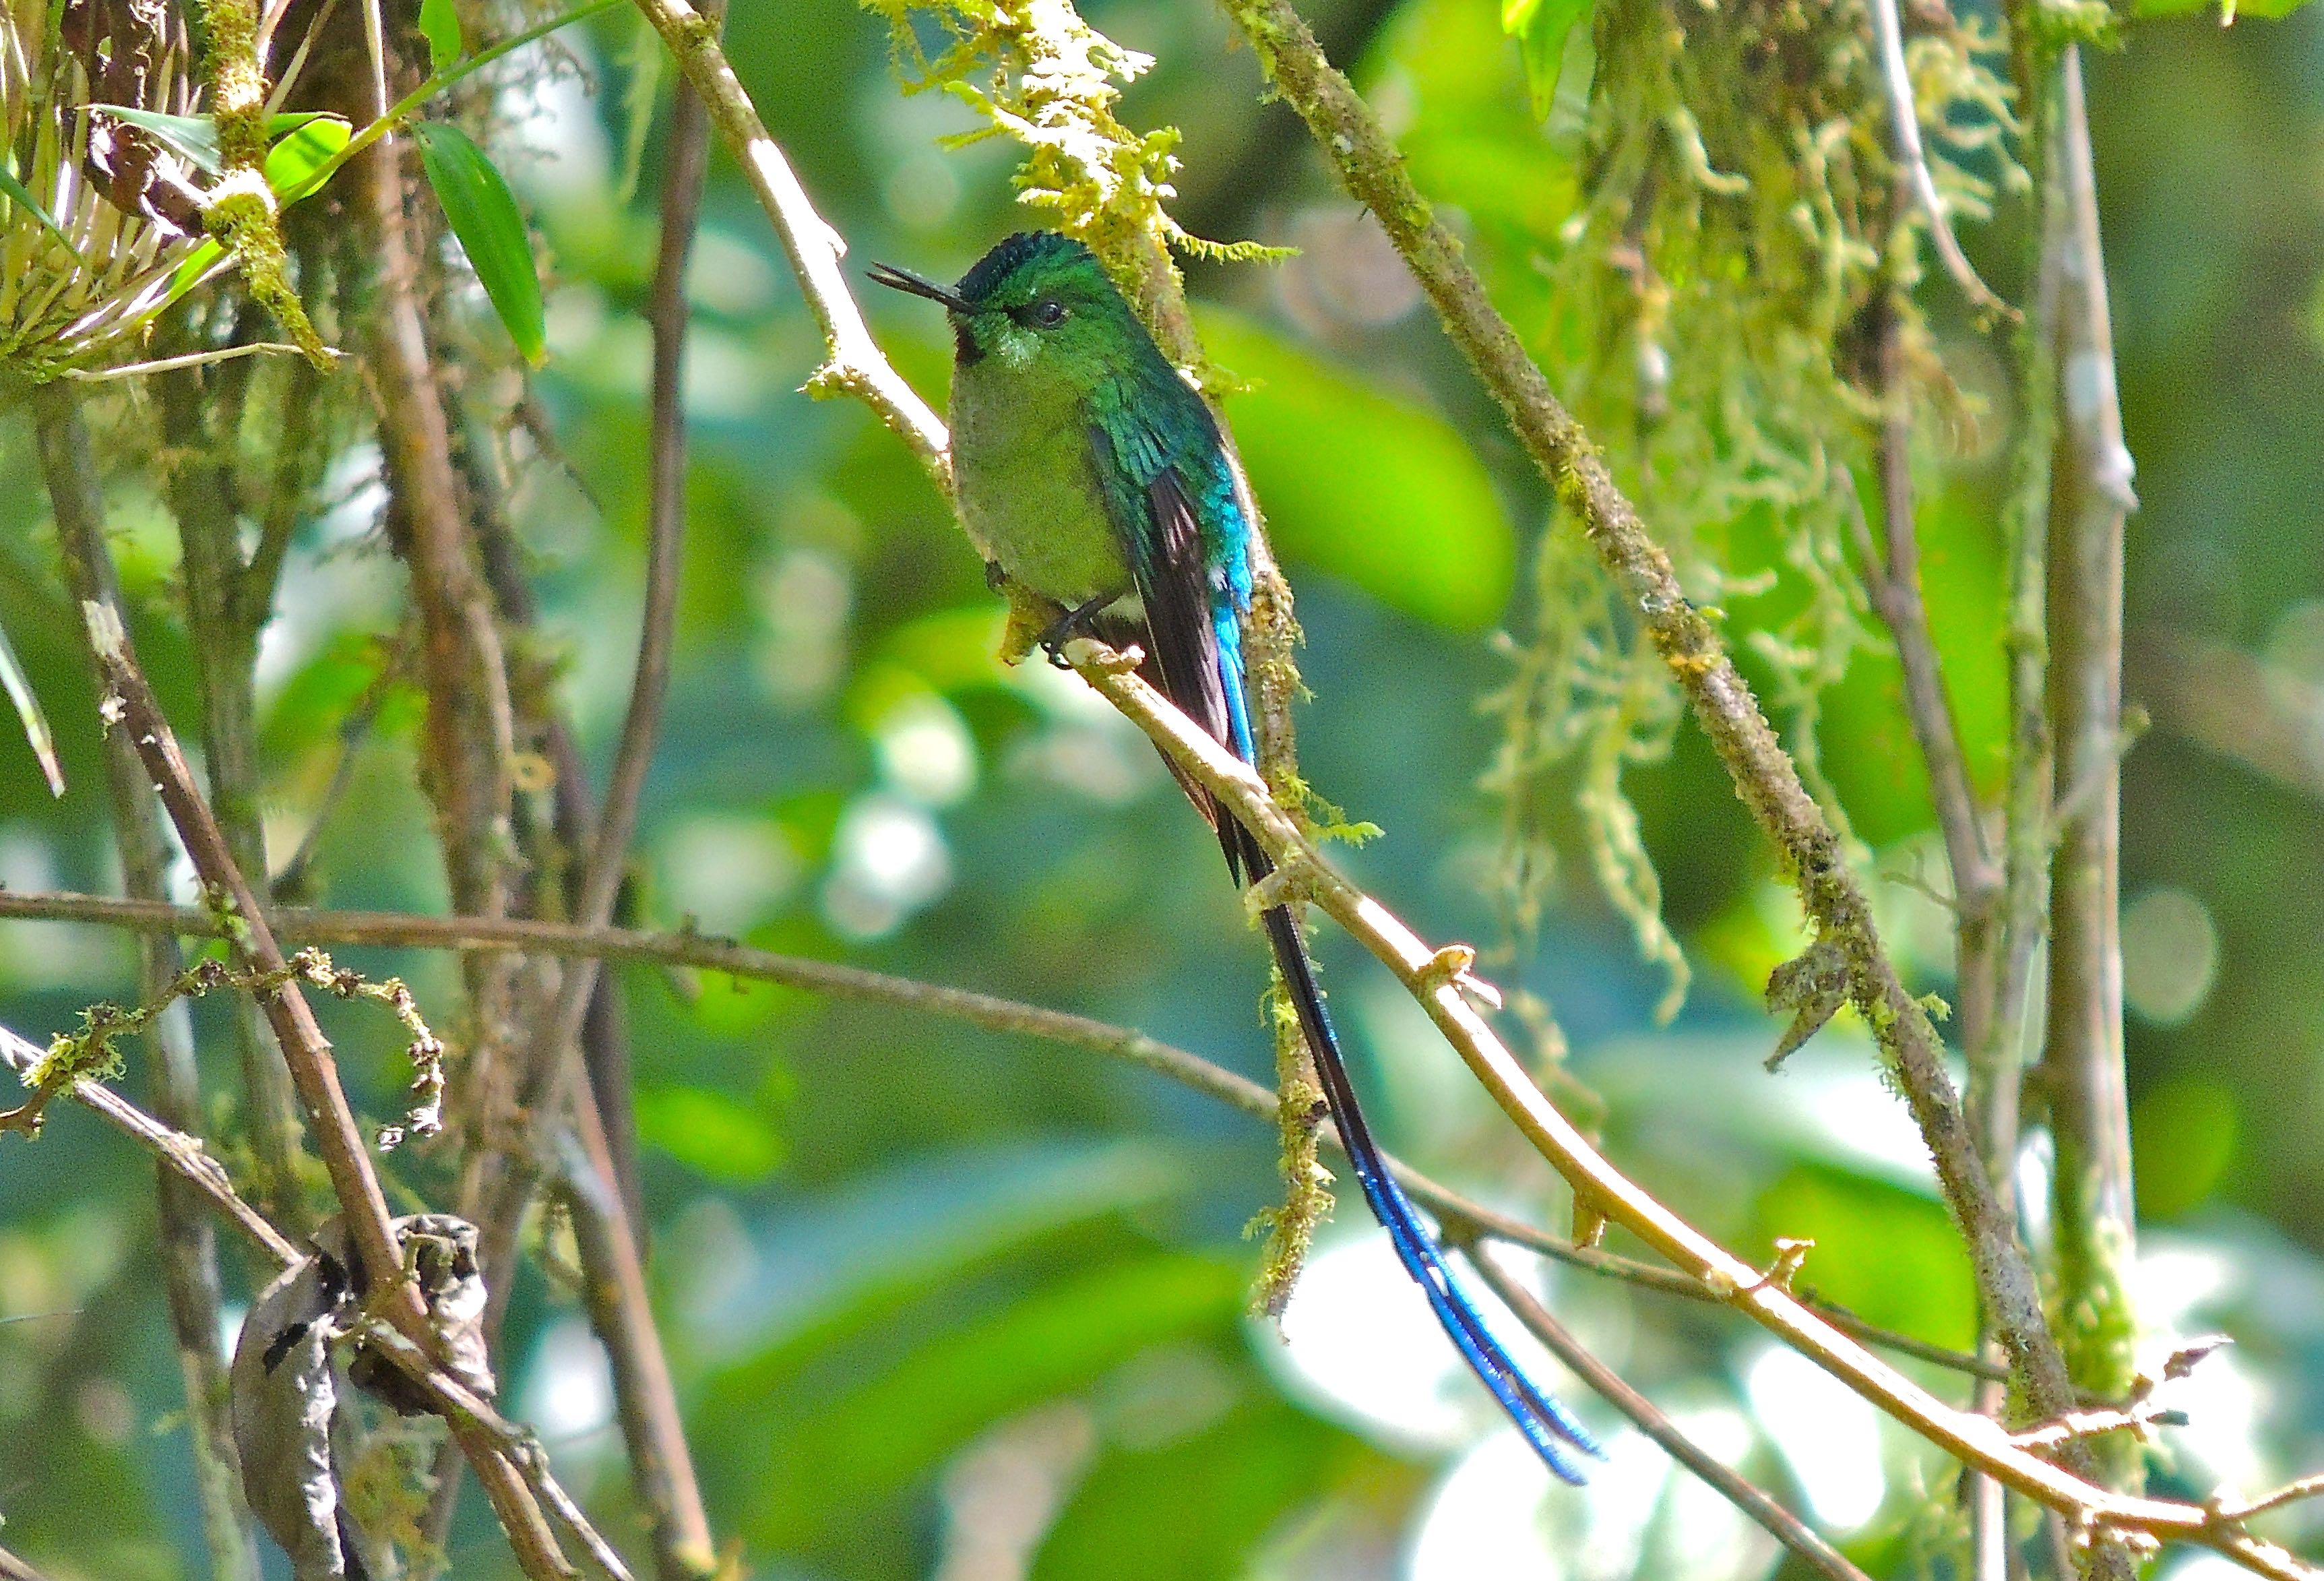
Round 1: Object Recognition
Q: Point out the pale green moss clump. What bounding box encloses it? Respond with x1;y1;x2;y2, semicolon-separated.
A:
1489;0;2020;1014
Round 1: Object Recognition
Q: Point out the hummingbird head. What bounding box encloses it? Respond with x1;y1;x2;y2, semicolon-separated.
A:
869;231;1140;375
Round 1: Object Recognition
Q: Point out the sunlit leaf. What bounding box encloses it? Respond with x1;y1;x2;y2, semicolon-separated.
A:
0;618;63;797
418;0;464;74
1503;0;1591;116
1197;308;1517;632
412;121;546;365
263;115;350;202
92;108;340;177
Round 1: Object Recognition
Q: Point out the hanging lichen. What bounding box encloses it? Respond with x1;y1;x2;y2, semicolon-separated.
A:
1488;0;2020;1010
860;0;1286;362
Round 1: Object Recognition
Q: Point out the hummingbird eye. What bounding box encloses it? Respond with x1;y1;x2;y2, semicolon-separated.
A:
1034;298;1067;327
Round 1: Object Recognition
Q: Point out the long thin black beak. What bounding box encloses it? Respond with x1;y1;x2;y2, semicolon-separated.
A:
867;261;974;314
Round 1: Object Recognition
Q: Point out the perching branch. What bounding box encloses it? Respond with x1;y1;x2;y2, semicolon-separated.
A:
1207;0;2082;1436
627;0;951;484
1061;632;2317;1580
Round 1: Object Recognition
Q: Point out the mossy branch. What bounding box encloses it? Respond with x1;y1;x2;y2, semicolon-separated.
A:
1208;0;2087;1437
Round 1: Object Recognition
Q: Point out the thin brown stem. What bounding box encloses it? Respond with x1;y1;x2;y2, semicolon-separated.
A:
1;1023;302;1271
0;884;2014;1388
75;601;575;1581
1462;1244;1875;1581
626;0;950;484
1059;633;2314;1580
477;17;721;1570
154;352;311;1232
32;382;265;1581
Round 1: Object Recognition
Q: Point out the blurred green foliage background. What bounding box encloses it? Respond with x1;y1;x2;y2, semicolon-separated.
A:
4;0;2324;1576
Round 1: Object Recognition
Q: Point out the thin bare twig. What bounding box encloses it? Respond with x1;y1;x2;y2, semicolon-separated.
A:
0;885;2011;1386
75;600;575;1581
1208;0;2081;1443
627;0;951;484
1866;0;2016;321
33;381;265;1581
1;1024;301;1268
1461;1243;1875;1581
0;1544;56;1581
468;17;721;1572
157;349;311;1234
0;1026;631;1581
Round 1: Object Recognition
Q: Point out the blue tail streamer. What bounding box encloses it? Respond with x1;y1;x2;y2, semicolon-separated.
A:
1250;859;1604;1483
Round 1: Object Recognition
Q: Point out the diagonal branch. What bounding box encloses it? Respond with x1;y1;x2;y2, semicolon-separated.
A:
0;1024;630;1581
0;884;2018;1390
73;601;577;1581
1207;0;2083;1438
627;0;950;484
1061;632;2315;1580
1460;1241;1875;1581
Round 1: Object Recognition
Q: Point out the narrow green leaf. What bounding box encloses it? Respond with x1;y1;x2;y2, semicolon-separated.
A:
0;161;76;249
263;114;350;200
95;106;224;173
0;619;65;798
89;108;342;177
1511;0;1591;118
418;0;464;76
412;121;546;365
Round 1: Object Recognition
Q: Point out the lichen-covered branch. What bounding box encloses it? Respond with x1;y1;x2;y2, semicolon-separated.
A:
1208;0;2080;1429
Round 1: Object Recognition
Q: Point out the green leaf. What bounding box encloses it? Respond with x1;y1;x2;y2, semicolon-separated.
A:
1507;0;1591;117
418;0;464;75
636;1086;786;1183
263;115;350;202
0;161;76;250
1195;307;1517;632
0;618;65;799
412;122;546;365
92;107;348;178
93;106;225;173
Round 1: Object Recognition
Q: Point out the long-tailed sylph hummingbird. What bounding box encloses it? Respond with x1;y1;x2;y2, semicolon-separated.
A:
872;230;1600;1481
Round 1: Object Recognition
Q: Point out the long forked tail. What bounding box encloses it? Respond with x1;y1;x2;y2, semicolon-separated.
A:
1236;830;1603;1483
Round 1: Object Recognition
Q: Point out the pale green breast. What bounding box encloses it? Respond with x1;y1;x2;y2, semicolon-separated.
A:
949;352;1132;610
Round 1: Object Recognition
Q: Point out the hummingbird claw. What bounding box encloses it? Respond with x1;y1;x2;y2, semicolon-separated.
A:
1035;592;1114;669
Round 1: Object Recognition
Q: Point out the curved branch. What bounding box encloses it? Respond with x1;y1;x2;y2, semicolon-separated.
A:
627;0;951;484
1207;0;2083;1442
1060;633;2315;1580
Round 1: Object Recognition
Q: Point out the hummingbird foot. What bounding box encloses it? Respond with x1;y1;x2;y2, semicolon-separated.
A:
1037;594;1115;670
